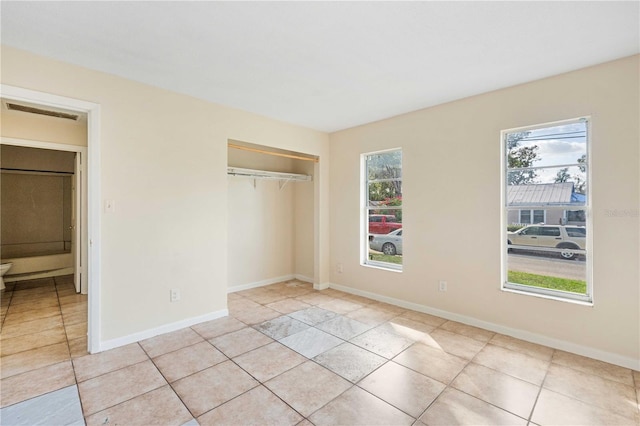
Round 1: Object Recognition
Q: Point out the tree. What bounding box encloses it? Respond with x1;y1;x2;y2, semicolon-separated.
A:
554;168;571;183
507;131;539;185
573;154;587;194
367;151;402;201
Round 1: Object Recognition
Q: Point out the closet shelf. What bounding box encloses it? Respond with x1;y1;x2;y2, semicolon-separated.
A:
227;167;311;189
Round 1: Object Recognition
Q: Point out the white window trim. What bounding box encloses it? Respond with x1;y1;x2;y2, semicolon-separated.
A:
501;117;593;304
361;148;403;272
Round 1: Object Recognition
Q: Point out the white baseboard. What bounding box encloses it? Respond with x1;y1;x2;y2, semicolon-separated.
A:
314;282;330;290
328;282;639;371
295;274;313;284
97;308;228;353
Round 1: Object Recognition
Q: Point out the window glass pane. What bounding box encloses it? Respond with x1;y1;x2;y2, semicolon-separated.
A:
507;165;587;207
533;210;545;223
507;121;587;169
365;150;402;270
504;120;589;301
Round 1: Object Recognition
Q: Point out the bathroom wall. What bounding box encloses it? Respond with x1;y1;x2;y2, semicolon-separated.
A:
1;145;75;259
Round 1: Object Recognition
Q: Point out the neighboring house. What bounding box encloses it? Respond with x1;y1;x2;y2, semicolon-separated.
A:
507;182;586;226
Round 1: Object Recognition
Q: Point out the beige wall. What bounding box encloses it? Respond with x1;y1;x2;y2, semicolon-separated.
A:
1;106;87;146
329;55;639;366
1;45;330;343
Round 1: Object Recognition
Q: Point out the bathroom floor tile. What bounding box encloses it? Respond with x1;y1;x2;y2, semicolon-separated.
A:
78;360;167;416
451;362;539;418
191;316;247;340
1;341;70;379
308;385;414;426
72;343;150;382
197;385;303;426
84;385;192;426
313;342;386;383
172;360;258;417
210;326;273;358
0;384;84;426
68;336;89;358
61;309;87;326
265;361;351;417
0;315;64;339
359;361;445;418
279;327;343;358
233;341;306;382
0;326;67;356
419;387;527;425
64;321;87;340
140;327;204;358
393;342;468;384
5;298;60;314
153;341;227;383
0;361;76;408
58;294;88;306
254;315;310;340
2;305;62;326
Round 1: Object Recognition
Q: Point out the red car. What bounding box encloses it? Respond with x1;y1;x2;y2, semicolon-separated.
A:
369;214;402;234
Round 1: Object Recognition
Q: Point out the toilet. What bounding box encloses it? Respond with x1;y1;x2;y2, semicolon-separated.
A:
0;263;12;290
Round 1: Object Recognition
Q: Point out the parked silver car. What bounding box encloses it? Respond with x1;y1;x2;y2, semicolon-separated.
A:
369;229;403;255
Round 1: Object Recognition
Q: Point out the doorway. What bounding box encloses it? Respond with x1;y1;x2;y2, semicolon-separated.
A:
0;84;101;353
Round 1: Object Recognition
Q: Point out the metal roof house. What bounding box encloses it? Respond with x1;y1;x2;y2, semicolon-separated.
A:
507;182;586;226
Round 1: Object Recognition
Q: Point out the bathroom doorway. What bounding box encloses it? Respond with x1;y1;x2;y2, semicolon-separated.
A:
0;84;100;353
0;143;86;292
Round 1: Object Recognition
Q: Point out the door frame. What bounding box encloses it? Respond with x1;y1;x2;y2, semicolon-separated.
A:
1;84;101;353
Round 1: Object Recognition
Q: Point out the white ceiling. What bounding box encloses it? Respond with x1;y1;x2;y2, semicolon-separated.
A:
2;1;639;132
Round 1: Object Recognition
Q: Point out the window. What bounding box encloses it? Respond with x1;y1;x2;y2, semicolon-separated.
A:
362;149;402;270
503;118;591;303
519;209;545;224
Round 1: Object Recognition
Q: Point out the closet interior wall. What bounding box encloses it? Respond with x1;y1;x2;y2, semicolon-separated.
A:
227;144;314;291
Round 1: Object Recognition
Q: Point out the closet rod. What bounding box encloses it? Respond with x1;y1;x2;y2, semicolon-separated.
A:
228;143;319;163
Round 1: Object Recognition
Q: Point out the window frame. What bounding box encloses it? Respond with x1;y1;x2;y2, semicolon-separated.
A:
361;148;403;272
501;117;593;304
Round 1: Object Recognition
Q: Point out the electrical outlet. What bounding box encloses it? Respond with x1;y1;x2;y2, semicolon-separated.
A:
337;263;343;274
439;281;447;292
170;288;181;302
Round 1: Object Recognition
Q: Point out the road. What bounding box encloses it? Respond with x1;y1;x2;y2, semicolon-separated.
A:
508;253;586;280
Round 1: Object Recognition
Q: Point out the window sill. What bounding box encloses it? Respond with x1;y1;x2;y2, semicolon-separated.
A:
502;285;593;306
361;261;402;273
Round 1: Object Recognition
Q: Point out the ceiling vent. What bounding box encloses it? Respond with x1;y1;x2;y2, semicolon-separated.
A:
6;102;79;121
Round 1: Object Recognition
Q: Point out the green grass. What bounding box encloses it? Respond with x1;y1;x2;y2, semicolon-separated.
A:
369;254;403;265
508;270;586;294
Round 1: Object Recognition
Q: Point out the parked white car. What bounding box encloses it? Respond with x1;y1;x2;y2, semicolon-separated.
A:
507;225;585;260
369;229;403;255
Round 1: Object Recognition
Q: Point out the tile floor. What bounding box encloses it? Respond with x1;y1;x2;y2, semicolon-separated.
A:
1;277;639;425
